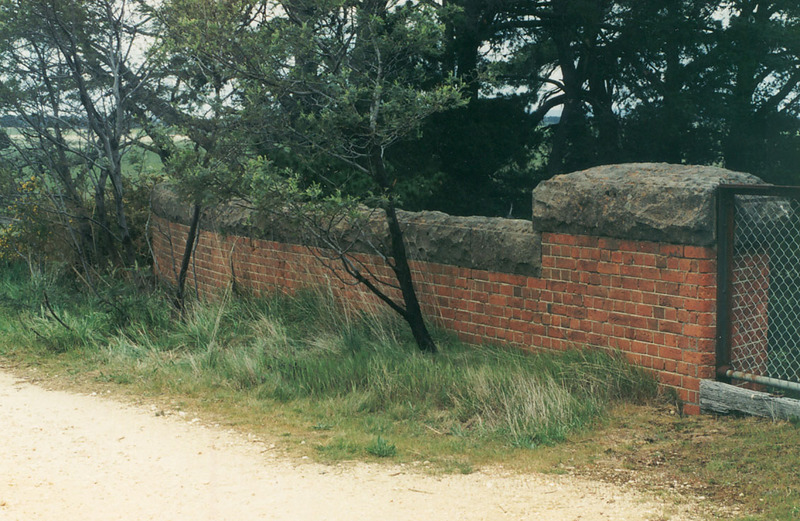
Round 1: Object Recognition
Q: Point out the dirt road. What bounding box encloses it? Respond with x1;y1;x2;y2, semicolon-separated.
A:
0;370;702;521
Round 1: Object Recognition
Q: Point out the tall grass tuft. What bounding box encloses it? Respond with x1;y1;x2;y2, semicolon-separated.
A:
0;262;657;447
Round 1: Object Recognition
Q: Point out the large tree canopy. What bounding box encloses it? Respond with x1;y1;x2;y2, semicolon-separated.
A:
4;0;799;222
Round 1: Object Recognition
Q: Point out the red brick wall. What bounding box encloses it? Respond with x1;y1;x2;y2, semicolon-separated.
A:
152;216;717;414
539;234;717;414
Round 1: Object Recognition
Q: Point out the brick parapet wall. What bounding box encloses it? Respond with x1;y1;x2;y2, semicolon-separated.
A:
151;216;717;414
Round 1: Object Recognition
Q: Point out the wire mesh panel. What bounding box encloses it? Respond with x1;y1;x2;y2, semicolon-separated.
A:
763;196;800;384
729;237;770;378
719;186;800;390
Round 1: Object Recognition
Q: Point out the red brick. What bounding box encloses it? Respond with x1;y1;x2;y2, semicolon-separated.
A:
685;299;715;313
488;294;506;306
498;284;514;297
659;346;683;361
582;248;603;261
551;234;578;246
682;376;701;392
597;262;620;275
697;286;716;300
638;253;658;266
684;246;714;259
619;239;653;253
526;278;546;289
696;337;716;352
696;259;716;273
660;372;682;387
697;366;716;379
683;324;715;339
598;237;620;250
682;404;699;414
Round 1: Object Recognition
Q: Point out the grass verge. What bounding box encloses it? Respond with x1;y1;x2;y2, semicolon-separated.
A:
0;261;654;450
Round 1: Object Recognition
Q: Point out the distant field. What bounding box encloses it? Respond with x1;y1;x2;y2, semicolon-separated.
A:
1;126;167;179
3;126;163;147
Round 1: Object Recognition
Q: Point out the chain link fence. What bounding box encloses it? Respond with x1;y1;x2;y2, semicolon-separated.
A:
718;186;800;392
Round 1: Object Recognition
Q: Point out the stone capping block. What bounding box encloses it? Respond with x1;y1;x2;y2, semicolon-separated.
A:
398;210;541;277
151;184;542;277
531;163;767;246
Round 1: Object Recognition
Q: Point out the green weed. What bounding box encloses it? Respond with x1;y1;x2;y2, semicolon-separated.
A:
366;436;397;458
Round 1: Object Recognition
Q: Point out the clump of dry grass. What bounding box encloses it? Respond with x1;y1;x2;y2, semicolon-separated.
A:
0;264;656;448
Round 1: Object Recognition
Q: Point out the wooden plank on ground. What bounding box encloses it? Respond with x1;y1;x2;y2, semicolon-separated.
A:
700;379;800;419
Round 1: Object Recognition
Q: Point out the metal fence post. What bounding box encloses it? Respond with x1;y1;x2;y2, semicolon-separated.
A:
716;186;735;383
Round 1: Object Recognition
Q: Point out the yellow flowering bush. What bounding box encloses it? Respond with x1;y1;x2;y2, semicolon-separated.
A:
0;174;51;261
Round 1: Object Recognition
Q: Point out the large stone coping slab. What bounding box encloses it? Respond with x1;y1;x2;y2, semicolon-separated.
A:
532;163;767;246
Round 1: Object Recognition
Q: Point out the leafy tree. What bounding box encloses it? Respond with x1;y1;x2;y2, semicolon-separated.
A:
136;16;251;310
497;0;800;185
158;0;466;352
0;0;156;270
613;0;723;165
428;0;625;179
387;97;538;217
715;0;800;184
0;0;250;301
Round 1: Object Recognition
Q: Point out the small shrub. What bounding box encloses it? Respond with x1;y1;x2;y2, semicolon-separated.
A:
366;436;397;458
0;172;51;262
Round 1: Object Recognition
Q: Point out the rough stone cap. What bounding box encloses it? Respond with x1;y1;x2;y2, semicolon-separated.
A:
531;163;766;246
398;210;541;277
150;184;305;244
151;184;542;277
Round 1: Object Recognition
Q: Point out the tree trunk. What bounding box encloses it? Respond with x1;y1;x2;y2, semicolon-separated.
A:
587;64;621;165
548;14;587;175
661;26;685;164
372;150;437;353
175;203;202;312
383;201;437;353
108;154;136;266
93;171;115;259
722;2;766;174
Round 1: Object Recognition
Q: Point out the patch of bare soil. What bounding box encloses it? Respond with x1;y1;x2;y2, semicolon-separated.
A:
564;406;748;519
0;370;708;521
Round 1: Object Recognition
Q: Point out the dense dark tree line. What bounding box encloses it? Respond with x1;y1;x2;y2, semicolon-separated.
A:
396;0;800;216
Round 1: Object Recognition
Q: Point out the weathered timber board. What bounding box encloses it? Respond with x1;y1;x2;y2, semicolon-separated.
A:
700;379;800;419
